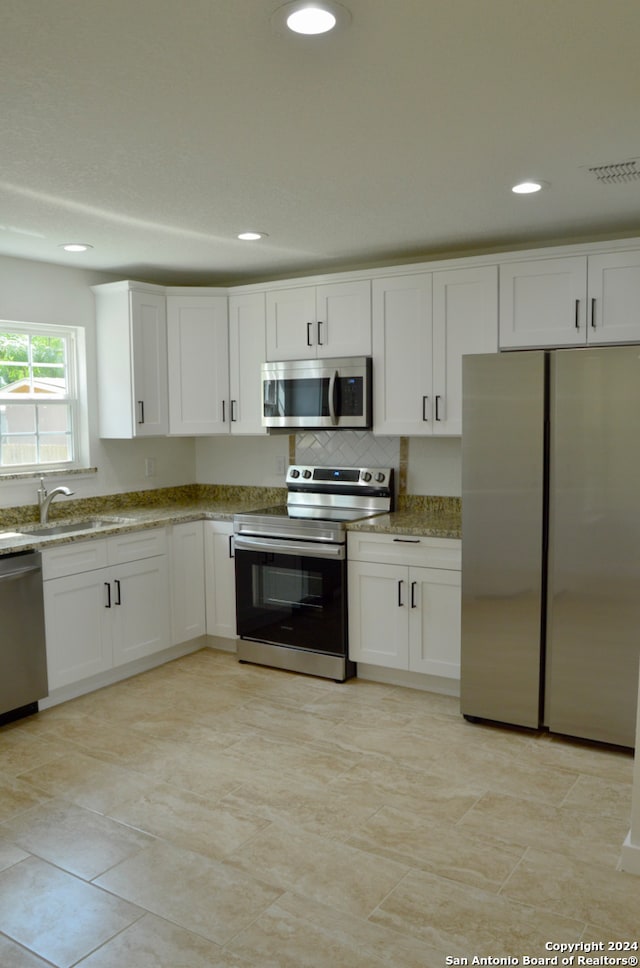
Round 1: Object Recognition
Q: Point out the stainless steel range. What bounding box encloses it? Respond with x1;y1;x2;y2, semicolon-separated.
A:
233;465;394;681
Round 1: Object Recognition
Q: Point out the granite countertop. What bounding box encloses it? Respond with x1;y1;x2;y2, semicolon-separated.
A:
0;486;461;555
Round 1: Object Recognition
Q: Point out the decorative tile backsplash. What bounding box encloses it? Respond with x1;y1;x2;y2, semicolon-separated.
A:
295;431;401;475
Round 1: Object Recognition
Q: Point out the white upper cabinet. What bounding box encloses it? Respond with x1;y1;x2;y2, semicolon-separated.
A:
94;282;169;438
228;291;267;434
266;280;371;360
587;251;640;344
167;293;229;434
373;266;497;436
372;273;433;436
432;266;498;435
499;250;640;348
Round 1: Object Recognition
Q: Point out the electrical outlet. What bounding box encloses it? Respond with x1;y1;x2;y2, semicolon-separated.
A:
145;458;156;477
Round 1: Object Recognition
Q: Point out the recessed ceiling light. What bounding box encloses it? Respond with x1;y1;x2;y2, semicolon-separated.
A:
60;242;93;252
237;231;268;241
271;1;351;36
511;180;548;194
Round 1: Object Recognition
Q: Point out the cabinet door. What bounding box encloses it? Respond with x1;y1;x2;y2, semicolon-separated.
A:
499;257;587;349
432;266;498;436
228;292;267;434
266;287;316;360
130;289;169;435
372;274;433;435
167;295;229;434
111;556;171;666
170;522;205;645
204;522;237;639
347;560;409;669
587;251;640;344
408;566;461;678
315;280;371;358
43;571;112;689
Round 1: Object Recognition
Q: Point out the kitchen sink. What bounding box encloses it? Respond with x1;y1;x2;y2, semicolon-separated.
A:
19;518;130;537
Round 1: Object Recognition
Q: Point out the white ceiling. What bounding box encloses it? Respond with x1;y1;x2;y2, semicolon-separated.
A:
2;0;640;286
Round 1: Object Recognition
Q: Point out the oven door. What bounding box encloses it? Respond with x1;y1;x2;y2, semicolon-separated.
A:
234;536;347;656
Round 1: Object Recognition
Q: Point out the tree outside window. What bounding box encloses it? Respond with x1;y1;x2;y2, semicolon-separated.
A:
0;326;77;469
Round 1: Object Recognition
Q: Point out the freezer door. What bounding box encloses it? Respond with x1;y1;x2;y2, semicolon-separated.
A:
546;346;640;747
461;352;546;728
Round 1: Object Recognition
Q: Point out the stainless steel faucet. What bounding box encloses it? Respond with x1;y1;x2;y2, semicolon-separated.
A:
37;477;75;524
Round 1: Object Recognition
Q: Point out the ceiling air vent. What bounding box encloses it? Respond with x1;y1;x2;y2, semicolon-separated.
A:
586;159;640;184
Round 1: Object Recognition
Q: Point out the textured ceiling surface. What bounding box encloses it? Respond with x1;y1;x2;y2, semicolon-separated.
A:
1;0;640;285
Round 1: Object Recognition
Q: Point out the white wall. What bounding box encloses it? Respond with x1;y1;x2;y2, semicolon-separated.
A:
0;254;196;509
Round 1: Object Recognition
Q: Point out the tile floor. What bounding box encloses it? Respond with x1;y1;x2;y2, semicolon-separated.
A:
0;648;638;967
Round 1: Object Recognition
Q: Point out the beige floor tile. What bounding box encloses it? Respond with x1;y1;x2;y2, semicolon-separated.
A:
0;730;66;777
228;890;443;968
0;772;51;823
94;839;282;946
108;782;269;860
458;792;629;869
0;855;143;968
228;820;409;919
501;846;640;936
2;798;154;880
18;750;159;814
209;696;343;743
370;866;585;953
222;731;363;785
76;912;256;968
561;772;633;822
0;933;51;967
348;804;525;891
528;732;634;784
0;836;29;871
221;771;381;841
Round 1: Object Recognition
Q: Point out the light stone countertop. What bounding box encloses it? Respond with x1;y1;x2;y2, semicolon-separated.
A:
0;489;462;556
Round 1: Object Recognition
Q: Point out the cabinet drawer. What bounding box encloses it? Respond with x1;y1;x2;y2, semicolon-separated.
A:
42;539;109;580
348;531;461;570
106;527;168;565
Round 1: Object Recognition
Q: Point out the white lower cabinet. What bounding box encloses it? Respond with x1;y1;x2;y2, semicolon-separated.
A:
204;520;237;639
43;528;170;690
170;521;205;644
348;532;461;680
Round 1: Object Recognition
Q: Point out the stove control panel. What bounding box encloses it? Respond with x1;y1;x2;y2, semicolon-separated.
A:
286;465;392;490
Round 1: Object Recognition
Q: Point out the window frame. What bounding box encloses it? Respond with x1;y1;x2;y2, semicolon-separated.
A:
0;320;83;474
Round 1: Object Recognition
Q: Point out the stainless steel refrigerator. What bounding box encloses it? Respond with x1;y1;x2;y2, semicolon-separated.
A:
461;345;640;748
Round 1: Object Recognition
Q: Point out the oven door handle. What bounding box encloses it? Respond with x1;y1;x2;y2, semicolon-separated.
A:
234;534;345;559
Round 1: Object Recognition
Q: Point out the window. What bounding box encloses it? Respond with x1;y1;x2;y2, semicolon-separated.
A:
0;323;80;471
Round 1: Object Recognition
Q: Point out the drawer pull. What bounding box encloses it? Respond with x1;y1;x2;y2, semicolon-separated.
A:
393;538;420;543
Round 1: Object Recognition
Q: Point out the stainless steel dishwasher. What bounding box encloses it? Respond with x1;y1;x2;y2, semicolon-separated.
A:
0;550;48;724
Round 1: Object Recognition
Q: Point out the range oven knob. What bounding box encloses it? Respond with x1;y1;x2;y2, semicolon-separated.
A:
375;472;386;483
302;469;312;479
361;471;372;482
290;469;300;478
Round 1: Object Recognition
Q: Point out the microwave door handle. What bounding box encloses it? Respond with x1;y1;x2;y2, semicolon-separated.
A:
328;370;339;425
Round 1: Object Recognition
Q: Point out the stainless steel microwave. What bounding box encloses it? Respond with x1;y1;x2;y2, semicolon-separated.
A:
261;356;372;430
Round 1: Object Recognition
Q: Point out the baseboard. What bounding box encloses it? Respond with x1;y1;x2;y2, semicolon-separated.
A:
356;663;460;697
